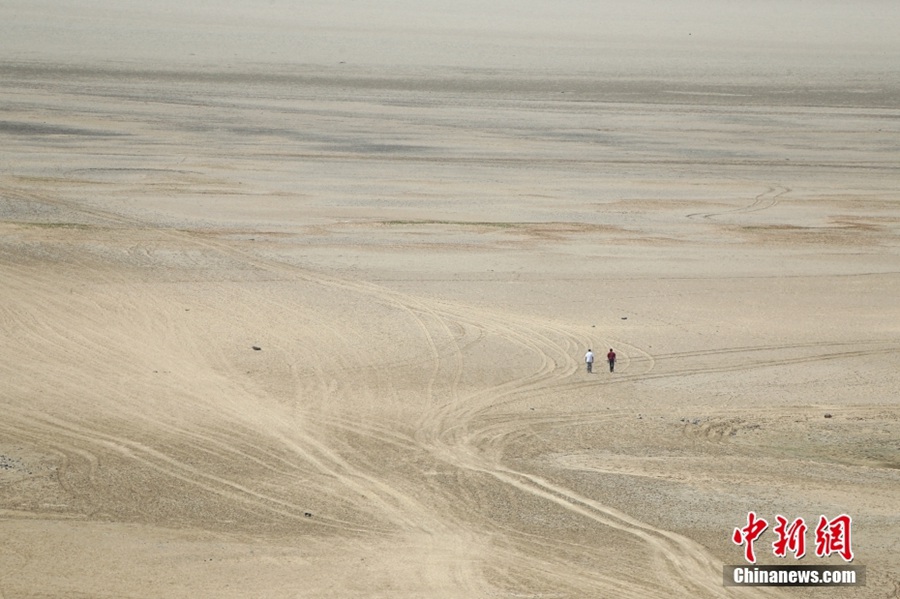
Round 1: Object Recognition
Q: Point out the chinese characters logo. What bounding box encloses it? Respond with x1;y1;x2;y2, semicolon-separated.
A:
733;512;854;563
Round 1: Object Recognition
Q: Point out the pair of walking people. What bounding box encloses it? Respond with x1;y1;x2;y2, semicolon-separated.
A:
584;348;615;373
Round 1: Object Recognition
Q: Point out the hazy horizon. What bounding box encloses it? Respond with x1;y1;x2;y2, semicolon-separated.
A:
3;0;899;80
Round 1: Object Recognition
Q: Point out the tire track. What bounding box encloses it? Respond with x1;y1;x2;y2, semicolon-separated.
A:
4;202;494;574
0;179;802;595
558;340;898;394
686;185;788;220
0;408;391;534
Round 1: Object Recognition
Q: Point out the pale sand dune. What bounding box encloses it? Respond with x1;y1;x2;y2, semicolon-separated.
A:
2;3;900;597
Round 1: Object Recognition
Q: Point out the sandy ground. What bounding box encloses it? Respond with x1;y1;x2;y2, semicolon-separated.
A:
1;6;900;597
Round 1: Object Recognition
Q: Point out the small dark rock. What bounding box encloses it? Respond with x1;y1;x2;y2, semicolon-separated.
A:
252;346;262;351
824;413;832;419
304;512;312;518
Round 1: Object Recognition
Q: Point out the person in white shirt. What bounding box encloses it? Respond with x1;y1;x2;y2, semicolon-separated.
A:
584;349;594;373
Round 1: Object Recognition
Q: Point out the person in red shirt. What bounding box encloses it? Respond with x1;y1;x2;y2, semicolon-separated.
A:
607;348;616;372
